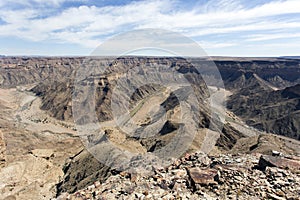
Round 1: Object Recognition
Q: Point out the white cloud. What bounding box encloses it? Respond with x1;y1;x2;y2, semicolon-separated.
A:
246;32;300;41
184;21;300;38
199;41;237;49
0;0;174;47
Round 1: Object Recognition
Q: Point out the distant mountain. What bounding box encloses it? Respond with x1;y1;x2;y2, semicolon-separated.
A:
280;56;300;59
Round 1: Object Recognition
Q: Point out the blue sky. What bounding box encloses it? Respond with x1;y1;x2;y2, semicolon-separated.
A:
0;0;299;56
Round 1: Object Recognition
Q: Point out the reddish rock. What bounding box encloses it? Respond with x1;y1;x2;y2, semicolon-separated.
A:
120;171;129;177
259;155;300;171
130;173;139;183
188;168;218;186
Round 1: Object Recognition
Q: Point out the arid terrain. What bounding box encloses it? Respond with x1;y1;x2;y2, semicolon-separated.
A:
0;56;299;200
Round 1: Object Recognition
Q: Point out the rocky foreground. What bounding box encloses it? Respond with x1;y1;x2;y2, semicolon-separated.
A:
55;151;300;200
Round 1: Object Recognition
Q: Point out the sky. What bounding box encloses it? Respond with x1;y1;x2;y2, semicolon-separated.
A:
0;0;299;56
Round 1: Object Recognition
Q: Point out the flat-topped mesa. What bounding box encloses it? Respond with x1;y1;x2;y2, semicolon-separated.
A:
1;56;300;88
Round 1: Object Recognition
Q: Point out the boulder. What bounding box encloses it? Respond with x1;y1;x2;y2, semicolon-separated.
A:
187;167;218;186
258;155;300;171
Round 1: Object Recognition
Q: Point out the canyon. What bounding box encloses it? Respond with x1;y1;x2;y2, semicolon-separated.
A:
0;56;299;199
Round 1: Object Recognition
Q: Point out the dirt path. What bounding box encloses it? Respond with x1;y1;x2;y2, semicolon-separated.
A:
14;89;76;134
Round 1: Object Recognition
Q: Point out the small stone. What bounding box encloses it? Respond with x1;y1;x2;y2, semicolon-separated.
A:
130;173;139;182
184;153;191;160
135;193;145;199
120;171;129;177
275;190;285;197
94;181;101;188
173;160;181;167
88;184;95;190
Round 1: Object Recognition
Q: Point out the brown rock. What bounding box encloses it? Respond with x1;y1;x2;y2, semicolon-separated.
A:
275;190;285;197
130;173;139;182
120;171;129;177
258;155;300;171
143;190;149;196
188;167;218;186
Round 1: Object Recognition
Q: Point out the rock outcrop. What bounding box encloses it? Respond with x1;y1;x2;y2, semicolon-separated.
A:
55;151;300;200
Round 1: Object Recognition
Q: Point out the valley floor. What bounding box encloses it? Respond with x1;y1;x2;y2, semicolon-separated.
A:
0;87;83;199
